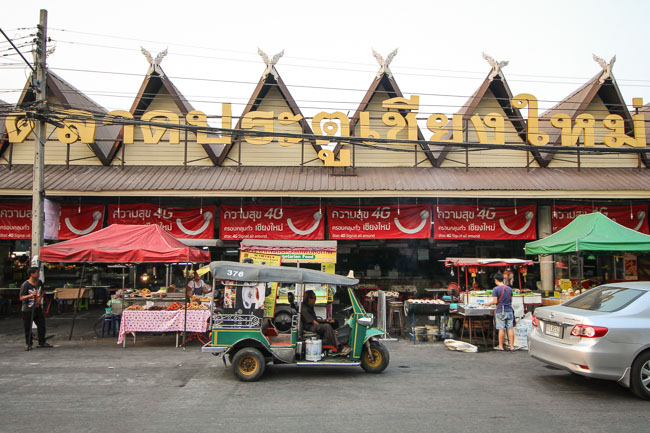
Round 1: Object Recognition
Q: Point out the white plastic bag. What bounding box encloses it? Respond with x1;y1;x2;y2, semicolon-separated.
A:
513;312;534;350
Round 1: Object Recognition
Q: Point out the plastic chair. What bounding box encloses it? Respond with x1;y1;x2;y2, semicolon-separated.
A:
101;314;120;338
74;297;89;311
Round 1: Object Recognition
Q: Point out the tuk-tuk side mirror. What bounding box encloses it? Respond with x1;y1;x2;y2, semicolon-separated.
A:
357;316;373;327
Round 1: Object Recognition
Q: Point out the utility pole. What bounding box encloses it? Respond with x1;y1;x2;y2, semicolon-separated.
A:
30;9;47;265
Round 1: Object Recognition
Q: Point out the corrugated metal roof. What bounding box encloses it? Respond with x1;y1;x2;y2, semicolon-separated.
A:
0;165;649;197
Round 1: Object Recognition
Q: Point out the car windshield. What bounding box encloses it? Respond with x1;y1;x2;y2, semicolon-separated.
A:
563;286;646;312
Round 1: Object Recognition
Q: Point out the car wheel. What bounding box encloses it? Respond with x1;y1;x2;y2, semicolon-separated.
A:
630;351;650;400
361;341;390;374
232;348;266;382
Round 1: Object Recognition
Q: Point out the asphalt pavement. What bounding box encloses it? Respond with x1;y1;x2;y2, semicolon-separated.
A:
1;309;648;433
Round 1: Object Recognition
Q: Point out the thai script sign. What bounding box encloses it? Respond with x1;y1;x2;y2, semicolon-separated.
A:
433;205;537;240
552;205;649;233
5;94;646;167
0;203;32;239
220;205;324;240
328;204;431;239
108;203;215;239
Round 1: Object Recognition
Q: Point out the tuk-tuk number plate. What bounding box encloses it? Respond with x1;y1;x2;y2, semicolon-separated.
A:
544;323;563;338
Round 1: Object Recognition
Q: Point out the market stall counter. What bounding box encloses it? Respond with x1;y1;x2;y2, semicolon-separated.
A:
118;307;210;347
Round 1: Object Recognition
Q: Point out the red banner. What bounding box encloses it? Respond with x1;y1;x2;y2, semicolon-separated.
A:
0;203;32;239
434;205;537;240
108;204;216;239
552;205;649;233
58;205;105;239
328;205;431;239
220;205;324;240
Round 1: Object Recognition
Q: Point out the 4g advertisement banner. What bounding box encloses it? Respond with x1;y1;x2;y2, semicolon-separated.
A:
552;205;649;233
327;205;431;239
219;205;325;240
433;205;537;240
108;203;216;239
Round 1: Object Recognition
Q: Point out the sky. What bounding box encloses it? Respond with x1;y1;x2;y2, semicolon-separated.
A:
2;0;650;125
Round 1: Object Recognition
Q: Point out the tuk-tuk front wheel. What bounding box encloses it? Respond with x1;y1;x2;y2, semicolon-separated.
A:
232;348;266;382
361;340;389;374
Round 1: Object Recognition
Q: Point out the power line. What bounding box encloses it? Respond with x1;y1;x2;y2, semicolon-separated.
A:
48;27;650;84
0;27;35;72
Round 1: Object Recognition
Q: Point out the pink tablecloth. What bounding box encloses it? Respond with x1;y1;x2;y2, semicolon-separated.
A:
117;309;211;344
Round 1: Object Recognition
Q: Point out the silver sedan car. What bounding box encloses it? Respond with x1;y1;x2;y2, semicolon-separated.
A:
529;282;650;399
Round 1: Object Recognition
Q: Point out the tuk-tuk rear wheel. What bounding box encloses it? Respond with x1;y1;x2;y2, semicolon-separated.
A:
232;348;266;382
361;341;390;374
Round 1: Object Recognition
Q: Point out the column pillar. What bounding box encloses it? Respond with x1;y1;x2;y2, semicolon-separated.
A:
537;205;554;293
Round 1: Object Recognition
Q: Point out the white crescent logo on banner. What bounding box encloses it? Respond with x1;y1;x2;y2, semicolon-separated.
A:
499;211;534;235
634;211;646;231
394;210;429;234
64;211;102;235
177;211;213;236
288;211;322;236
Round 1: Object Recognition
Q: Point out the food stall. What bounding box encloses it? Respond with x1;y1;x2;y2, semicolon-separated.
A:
39;224;211;345
525;212;650;304
444;257;537;346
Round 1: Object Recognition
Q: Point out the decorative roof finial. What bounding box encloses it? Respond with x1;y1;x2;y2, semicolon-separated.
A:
257;48;284;80
593;54;616;84
141;47;168;76
372;48;398;80
482;52;509;81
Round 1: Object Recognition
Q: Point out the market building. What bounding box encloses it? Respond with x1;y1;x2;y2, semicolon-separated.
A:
1;49;649;296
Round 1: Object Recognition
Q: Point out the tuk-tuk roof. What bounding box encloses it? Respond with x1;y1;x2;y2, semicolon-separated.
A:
209;261;359;285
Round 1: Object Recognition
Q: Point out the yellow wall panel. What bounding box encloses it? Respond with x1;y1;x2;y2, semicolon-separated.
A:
349;87;432;167
115;86;213;166
223;87;321;167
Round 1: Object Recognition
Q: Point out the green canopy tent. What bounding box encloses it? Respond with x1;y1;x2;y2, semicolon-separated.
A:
525;212;650;255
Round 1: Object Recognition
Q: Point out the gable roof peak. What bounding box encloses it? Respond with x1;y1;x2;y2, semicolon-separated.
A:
372;48;398;80
257;48;284;80
141;46;168;76
592;53;616;84
482;52;509;82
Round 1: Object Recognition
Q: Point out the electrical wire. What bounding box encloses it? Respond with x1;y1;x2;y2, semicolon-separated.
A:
47;27;650;85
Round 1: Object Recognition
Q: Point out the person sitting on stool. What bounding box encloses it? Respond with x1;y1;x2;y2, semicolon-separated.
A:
301;290;350;355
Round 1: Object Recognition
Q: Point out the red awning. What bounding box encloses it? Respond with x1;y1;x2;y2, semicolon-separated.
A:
444;257;534;267
40;224;211;263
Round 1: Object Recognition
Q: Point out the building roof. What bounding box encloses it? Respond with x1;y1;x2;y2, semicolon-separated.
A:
217;65;321;166
107;67;222;165
537;72;645;166
347;72;436;165
0;72;122;165
433;71;539;166
0;164;648;198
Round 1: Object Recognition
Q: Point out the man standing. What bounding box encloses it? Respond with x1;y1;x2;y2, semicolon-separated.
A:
19;267;53;351
486;273;514;351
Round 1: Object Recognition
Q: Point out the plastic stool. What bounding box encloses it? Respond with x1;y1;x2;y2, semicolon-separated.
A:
387;301;405;337
74;297;89;311
101;314;120;338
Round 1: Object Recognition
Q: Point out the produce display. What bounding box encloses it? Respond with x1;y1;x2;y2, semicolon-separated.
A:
167;302;183;311
405;299;446;304
365;290;399;298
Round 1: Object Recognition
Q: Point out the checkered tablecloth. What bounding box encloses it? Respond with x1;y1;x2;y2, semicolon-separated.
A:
117;309;210;344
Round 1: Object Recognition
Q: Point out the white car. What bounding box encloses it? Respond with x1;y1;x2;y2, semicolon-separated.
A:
529;282;650;399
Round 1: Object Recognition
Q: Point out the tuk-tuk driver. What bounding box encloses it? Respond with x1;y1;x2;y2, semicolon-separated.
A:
301;290;351;355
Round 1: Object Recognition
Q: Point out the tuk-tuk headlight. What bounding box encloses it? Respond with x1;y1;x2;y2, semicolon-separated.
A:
358;315;373;326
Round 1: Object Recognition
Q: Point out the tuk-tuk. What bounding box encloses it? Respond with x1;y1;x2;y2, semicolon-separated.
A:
202;261;390;381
